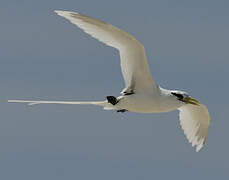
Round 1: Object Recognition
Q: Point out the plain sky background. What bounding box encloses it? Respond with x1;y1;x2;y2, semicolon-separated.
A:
1;0;229;179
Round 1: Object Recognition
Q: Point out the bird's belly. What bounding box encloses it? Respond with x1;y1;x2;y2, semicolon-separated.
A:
116;94;166;113
116;93;182;113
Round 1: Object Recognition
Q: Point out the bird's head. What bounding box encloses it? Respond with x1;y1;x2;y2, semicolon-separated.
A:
171;90;200;105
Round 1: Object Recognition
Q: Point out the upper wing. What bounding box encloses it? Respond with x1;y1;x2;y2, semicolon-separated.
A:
55;10;157;93
178;104;210;152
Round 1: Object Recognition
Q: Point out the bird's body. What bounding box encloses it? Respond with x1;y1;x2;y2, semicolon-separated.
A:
8;10;210;152
108;88;183;113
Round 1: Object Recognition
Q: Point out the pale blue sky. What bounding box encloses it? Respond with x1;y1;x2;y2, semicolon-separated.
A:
1;0;229;179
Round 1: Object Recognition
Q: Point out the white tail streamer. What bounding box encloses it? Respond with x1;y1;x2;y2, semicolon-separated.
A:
8;99;114;110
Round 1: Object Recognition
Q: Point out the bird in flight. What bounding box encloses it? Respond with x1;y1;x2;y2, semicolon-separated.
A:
8;10;210;152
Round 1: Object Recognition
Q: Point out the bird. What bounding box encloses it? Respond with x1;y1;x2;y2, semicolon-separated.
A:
8;10;210;152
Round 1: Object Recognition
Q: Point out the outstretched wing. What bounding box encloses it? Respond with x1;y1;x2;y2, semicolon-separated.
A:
55;10;157;93
178;104;210;152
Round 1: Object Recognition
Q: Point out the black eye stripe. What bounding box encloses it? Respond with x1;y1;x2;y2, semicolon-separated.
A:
171;92;183;99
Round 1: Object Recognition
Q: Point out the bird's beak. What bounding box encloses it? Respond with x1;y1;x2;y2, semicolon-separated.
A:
184;96;200;105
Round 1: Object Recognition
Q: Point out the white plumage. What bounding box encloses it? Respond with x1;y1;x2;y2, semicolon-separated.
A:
8;10;210;152
54;10;156;93
179;104;210;152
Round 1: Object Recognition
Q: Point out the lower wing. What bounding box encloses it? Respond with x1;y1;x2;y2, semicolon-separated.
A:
178;104;210;152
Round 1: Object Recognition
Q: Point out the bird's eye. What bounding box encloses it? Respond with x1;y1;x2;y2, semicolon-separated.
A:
171;92;183;100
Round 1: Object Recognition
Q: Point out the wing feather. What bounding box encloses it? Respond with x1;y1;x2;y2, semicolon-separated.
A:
55;10;156;92
178;104;210;152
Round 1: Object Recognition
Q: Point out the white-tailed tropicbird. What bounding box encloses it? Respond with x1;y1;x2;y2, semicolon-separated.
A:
8;10;210;152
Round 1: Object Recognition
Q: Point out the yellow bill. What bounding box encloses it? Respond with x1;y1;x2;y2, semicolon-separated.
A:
184;96;200;105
